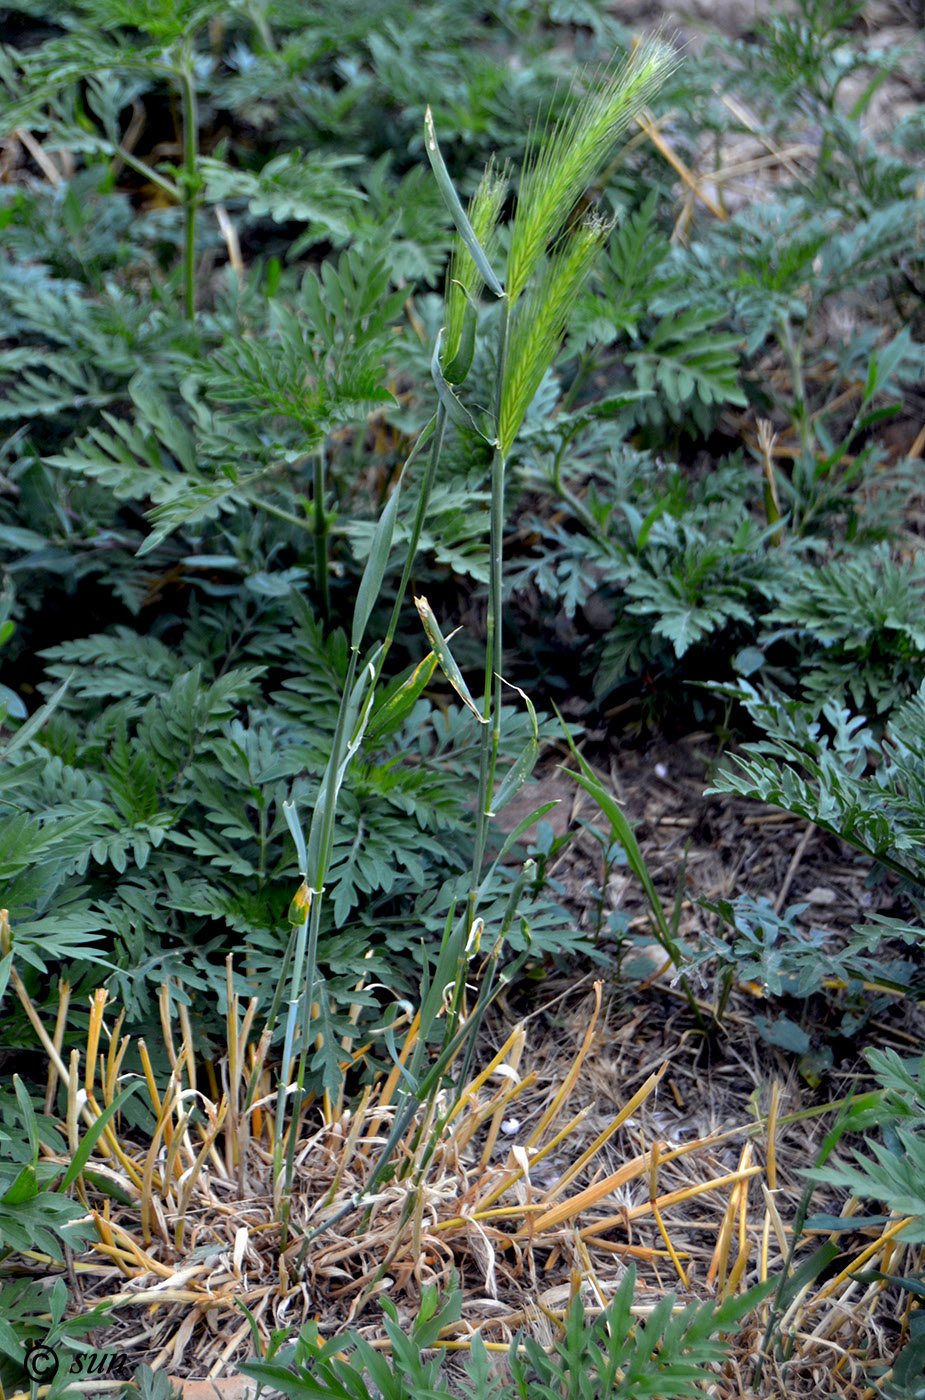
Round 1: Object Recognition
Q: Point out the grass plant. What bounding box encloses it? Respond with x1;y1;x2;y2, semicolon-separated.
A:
2;945;918;1397
262;35;678;1244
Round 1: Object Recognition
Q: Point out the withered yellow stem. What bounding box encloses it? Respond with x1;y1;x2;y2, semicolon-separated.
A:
193;1110;231;1180
649;1143;689;1287
104;1035;131;1109
84;1108;144;1187
457;1073;536;1158
463;1203;548;1223
177;999;196;1090
707;1179;740;1290
161;1039;191;1158
538;1102;631;1207
163;1110;193;1195
137;1040;161;1117
92;1240;146;1270
67;1048;80;1154
204;1057;220;1101
447;1023;526;1127
523;1146;652;1234
708;1142;752;1292
445;1090;478;1153
812;1216;914;1305
141;1081;181;1244
405;1094;438;1164
480;1024;526;1168
881;1236;897;1280
652;1198;688;1288
323;1083;373;1206
587;1238;681;1260
576;1236;607;1309
238;1000;258;1073
411;1186;426;1286
91;1212;135;1280
760;1210;771;1304
635;108;726;221
369;1009;420;1132
18;1249;97;1273
102;1286;206;1306
158;982;178;1070
648;1139;660;1199
760;1182;788;1258
11;960;77;1088
766;1081;781;1191
93;1204;115;1247
578;1164;764;1241
174;1095;229;1252
45;978;71;1114
226;966;240;1174
103;1011;127;1106
628;1164;763;1221
85;988;108;1097
102;1217;171;1274
244;1026;272;1152
524;982;602;1150
738;1144;752;1258
507;1066;666;1229
726;1238;753;1296
476;1105;591;1220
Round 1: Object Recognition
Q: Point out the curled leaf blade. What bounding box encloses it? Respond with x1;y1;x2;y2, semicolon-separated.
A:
414;596;487;723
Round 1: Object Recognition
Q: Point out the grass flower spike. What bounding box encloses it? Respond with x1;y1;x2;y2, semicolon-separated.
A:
506;38;678;303
499;214;609;457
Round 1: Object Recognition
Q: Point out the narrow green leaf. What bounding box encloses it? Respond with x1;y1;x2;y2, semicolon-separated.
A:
60;1079;144;1190
490;740;539;815
424;108;504;297
1;675;71;759
492;801;560;865
1;1164;39;1206
282;798;309;875
556;708;679;962
80;1169;137;1206
442;285;478;385
430;331;489;438
567;765;664;918
501;676;539;739
13;1075;39;1168
352;478;402;649
777;1241;840;1310
366;651;439;742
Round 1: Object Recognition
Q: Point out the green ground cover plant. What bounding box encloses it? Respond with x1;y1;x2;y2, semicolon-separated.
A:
0;0;924;1394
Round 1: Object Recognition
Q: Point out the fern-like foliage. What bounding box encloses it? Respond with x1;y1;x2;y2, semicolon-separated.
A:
571;197;748;433
202;250;405;441
708;681;925;890
760;547;925;714
241;1268;769;1400
809;1046;925;1397
2;594;577;1055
